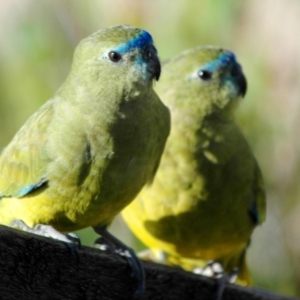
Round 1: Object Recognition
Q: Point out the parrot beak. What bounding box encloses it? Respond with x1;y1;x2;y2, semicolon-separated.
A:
144;45;161;81
231;63;247;97
237;72;247;97
148;55;161;81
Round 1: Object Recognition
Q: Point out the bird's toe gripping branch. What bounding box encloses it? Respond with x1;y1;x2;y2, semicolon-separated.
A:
93;226;145;299
9;219;81;252
194;261;238;300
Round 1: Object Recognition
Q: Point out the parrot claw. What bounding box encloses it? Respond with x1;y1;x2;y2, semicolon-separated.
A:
9;220;80;245
95;239;131;259
66;232;81;247
93;226;145;300
194;260;224;278
94;237;115;253
200;260;238;282
137;248;167;264
194;261;238;300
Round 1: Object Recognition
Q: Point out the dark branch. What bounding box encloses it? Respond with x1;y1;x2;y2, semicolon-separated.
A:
0;225;297;300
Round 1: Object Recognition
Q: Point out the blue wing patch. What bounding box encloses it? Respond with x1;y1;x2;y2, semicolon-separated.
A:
17;177;47;197
0;177;47;199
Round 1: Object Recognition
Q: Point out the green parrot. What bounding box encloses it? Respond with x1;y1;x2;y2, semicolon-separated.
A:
122;46;266;288
0;25;170;298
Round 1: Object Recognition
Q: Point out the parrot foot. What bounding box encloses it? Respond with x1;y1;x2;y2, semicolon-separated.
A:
65;232;81;247
93;226;145;300
195;260;238;282
137;248;167;264
194;261;238;300
213;267;238;300
9;220;80;245
194;260;224;278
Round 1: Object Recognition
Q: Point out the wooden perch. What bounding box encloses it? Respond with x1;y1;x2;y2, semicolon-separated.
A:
0;225;298;300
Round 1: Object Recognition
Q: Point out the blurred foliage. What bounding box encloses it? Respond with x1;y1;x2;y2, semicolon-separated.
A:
0;0;300;296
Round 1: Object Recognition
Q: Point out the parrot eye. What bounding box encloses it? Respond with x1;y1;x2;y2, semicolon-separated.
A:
108;51;122;62
198;70;212;81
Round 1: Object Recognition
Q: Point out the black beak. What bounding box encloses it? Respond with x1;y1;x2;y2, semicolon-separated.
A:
144;45;161;81
230;63;247;97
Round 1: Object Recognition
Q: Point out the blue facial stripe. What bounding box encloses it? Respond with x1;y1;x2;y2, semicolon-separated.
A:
201;51;236;73
114;30;153;54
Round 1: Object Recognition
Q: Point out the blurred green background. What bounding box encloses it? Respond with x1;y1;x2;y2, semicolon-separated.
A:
0;0;299;297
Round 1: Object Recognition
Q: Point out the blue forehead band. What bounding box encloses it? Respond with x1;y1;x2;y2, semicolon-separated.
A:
201;52;236;73
114;31;153;54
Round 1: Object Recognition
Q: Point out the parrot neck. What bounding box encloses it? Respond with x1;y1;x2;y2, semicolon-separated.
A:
203;110;235;122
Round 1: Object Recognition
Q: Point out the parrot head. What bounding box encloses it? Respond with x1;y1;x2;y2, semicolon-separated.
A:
68;25;161;92
160;46;247;118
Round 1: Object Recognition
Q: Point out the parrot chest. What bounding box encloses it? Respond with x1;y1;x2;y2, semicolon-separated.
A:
46;94;169;230
128;122;257;259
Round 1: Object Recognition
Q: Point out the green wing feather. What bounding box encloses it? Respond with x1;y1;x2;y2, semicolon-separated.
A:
0;100;54;198
252;160;266;224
